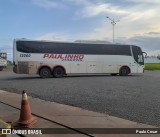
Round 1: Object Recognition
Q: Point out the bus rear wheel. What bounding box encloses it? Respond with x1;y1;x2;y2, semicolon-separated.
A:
53;67;64;78
39;67;51;78
119;67;129;76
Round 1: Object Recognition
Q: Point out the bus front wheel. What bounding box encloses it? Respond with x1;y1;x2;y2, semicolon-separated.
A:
39;67;51;78
53;67;64;78
119;67;129;76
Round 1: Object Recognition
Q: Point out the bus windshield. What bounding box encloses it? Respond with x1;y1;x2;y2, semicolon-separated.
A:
132;46;144;65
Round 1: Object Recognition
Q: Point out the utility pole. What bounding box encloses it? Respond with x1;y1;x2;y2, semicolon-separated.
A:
106;16;120;43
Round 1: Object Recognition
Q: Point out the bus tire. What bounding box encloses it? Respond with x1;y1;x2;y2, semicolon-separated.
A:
39;67;51;78
119;67;130;76
53;67;64;78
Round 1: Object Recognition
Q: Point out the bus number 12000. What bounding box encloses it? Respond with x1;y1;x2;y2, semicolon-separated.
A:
20;54;31;57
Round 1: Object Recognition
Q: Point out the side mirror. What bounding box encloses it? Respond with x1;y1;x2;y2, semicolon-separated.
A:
142;52;147;58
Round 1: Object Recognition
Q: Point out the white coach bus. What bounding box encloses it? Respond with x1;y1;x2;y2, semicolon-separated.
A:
13;39;145;78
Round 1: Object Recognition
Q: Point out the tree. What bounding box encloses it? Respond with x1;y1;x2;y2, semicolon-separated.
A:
157;55;160;60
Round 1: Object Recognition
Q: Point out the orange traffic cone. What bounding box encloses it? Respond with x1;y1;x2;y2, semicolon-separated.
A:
14;90;37;128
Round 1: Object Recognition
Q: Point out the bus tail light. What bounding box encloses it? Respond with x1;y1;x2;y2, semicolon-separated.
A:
13;61;17;73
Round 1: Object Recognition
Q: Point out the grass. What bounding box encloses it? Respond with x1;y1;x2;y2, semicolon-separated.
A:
7;63;13;67
145;63;160;70
6;63;13;70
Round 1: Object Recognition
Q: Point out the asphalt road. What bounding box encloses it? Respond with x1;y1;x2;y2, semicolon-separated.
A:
0;68;160;126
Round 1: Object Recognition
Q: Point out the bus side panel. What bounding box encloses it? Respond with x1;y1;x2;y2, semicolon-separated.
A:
28;62;38;74
137;65;144;73
14;52;141;75
70;62;86;73
87;62;103;73
87;62;96;73
18;62;28;74
101;55;132;74
129;58;138;73
103;64;118;73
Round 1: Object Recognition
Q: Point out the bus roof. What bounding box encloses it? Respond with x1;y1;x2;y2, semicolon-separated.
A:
14;38;134;47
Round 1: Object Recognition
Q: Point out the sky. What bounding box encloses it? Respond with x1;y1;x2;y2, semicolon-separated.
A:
0;0;160;61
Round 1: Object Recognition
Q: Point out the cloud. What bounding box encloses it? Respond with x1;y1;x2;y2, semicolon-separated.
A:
71;1;129;18
122;9;156;22
78;4;129;18
144;32;160;37
32;0;63;9
128;35;160;50
111;34;160;56
16;0;160;57
36;32;72;41
68;0;160;42
81;28;160;55
124;0;160;4
74;0;160;44
66;0;90;6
